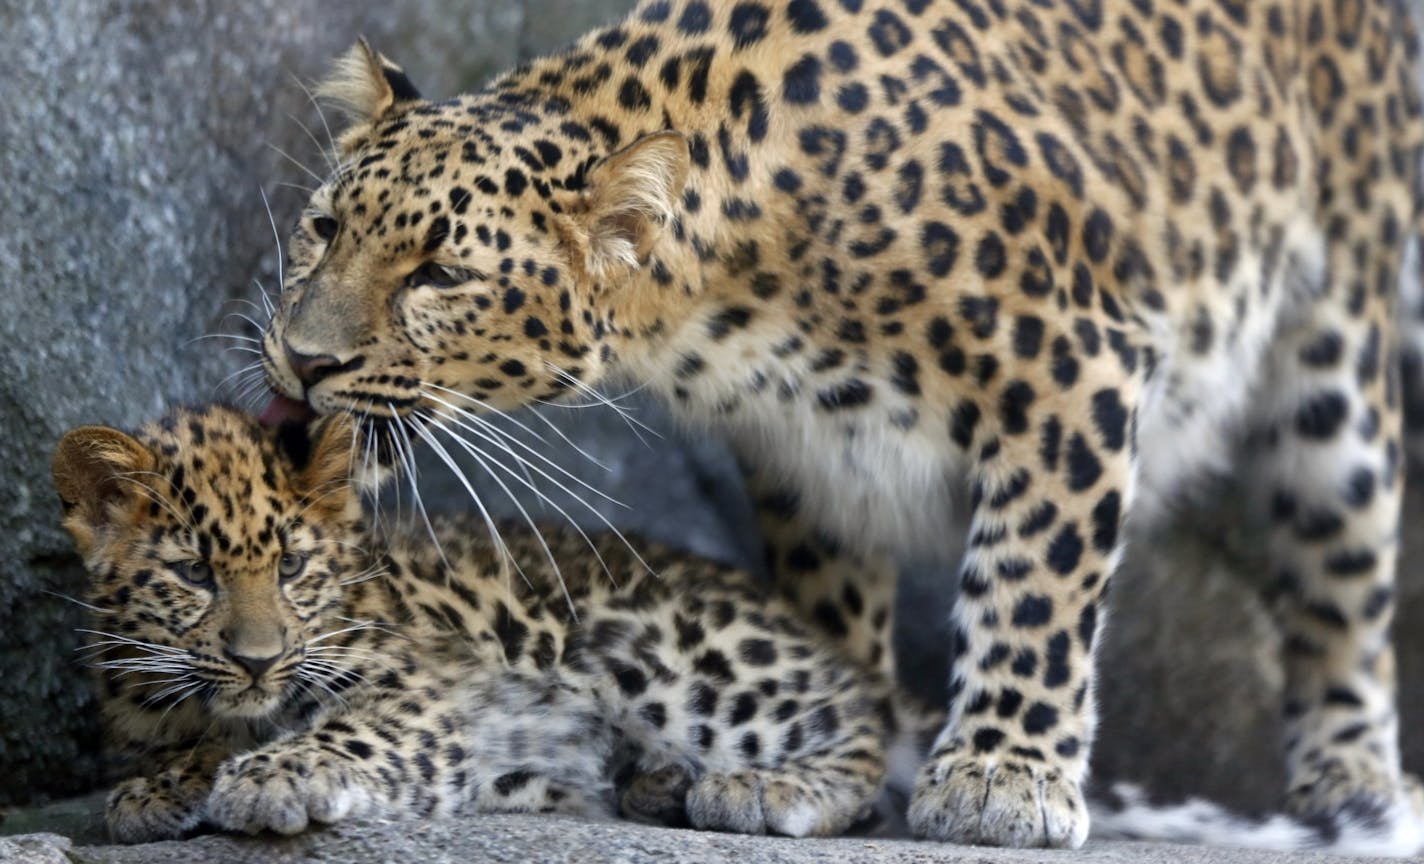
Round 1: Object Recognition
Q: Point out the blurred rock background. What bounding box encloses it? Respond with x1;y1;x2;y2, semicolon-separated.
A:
1;0;1421;832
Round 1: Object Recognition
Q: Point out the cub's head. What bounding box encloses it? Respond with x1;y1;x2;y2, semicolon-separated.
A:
262;40;690;425
53;405;363;728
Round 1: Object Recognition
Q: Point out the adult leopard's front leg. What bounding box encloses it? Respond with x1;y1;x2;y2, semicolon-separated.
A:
909;368;1136;849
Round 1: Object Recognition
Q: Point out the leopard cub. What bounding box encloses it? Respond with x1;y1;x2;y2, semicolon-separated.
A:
53;404;889;842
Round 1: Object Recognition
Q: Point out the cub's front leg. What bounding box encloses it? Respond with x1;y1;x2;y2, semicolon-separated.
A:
206;659;467;835
909;366;1136;848
207;664;615;835
106;742;232;843
207;738;380;836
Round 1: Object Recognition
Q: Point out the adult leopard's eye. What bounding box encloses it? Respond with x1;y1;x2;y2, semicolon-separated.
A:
278;552;308;582
405;261;474;289
176;560;213;587
312;216;339;242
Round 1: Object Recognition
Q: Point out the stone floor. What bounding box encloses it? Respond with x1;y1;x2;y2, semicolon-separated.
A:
3;797;1422;864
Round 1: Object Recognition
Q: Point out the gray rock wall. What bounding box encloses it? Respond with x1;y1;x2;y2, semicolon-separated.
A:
2;0;1423;824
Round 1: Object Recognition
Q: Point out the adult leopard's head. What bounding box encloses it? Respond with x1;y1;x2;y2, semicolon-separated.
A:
262;40;690;427
53;406;364;733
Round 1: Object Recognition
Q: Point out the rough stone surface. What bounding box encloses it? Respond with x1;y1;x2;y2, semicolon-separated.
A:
5;4;1424;863
0;833;72;864
6;816;1421;864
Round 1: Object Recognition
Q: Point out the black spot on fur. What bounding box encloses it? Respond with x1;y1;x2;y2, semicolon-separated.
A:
1045;523;1084;575
787;0;829;32
728;3;770;48
1296;392;1349;439
738;638;777;666
1090;389;1128;451
1065;433;1103;490
1011;594;1053;627
678;1;712;33
973;728;1005;753
1022;702;1059;734
613;662;649;697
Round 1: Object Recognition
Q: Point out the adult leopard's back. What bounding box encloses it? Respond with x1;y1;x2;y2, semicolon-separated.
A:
260;0;1424;851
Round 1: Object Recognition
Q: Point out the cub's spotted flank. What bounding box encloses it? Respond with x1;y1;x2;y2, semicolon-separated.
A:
53;405;890;842
258;0;1424;850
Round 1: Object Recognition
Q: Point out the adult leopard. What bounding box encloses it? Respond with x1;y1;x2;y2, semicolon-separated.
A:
258;0;1424;850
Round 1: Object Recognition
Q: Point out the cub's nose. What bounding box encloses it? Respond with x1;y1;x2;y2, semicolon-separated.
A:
283;342;344;388
225;648;282;682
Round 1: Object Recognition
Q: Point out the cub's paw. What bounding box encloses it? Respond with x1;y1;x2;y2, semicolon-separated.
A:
106;775;205;844
620;765;694;827
207;749;373;836
1287;757;1423;855
909;745;1087;848
686;769;857;837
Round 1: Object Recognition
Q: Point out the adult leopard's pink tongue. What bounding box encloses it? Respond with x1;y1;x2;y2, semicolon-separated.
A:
258;394;318;427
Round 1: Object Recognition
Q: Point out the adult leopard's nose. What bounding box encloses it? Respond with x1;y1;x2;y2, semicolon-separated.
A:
284;342;345;388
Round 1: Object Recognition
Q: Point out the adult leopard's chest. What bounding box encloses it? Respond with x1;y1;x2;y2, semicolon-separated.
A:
723;388;966;557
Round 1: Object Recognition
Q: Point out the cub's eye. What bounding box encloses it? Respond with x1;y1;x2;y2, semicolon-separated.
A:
175;560;213;587
406;261;475;289
312;216;339;242
278;552;308;582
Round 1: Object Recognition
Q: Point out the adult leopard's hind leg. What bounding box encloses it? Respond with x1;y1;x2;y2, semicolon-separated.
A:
1255;248;1418;847
744;464;900;680
1251;4;1424;851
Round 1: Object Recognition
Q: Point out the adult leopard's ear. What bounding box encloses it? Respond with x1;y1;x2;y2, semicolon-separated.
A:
52;426;155;557
570;131;690;276
317;37;423;128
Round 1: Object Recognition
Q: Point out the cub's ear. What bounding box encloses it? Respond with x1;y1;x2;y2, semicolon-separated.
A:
317;37;423;127
52;426;155;556
278;415;359;516
572;131;690;276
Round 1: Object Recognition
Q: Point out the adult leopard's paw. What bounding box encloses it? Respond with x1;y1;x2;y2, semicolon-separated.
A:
908;744;1087;848
1286;757;1424;856
207;750;373;836
106;775;205;844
